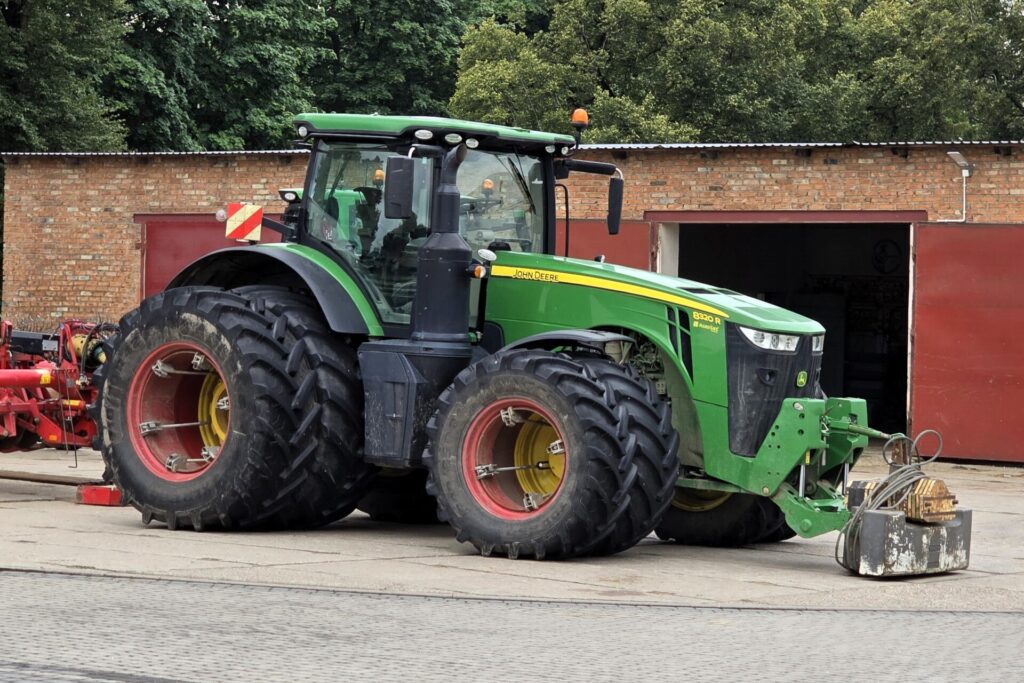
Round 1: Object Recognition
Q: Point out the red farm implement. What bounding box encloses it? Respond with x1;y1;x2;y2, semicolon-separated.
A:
0;320;112;452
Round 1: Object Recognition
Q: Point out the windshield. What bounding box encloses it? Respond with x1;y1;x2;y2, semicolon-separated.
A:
305;141;546;325
457;150;546;254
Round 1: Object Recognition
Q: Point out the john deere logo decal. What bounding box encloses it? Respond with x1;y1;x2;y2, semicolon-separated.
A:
796;371;808;388
488;265;730;318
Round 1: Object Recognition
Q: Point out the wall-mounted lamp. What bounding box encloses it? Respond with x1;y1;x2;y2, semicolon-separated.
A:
938;150;974;223
946;150;974;176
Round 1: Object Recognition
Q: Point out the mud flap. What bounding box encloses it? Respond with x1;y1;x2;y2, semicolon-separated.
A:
846;509;972;577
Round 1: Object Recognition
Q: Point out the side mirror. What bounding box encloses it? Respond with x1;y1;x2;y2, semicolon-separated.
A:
384;156;415;219
608;176;624;236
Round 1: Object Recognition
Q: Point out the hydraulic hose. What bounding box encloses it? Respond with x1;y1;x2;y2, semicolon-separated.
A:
835;429;944;571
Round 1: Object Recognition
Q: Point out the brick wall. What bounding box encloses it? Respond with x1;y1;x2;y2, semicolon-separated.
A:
1;153;305;327
3;145;1023;326
563;147;1024;223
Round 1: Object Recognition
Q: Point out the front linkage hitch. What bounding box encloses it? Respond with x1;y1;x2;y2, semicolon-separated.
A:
773;414;972;577
684;396;970;576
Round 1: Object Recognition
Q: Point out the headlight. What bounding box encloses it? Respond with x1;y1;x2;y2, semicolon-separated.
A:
739;326;800;352
812;335;825;353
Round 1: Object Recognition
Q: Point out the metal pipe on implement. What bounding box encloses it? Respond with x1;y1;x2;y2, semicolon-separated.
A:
0;368;55;388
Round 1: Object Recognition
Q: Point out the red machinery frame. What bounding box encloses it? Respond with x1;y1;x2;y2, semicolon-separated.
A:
0;320;108;451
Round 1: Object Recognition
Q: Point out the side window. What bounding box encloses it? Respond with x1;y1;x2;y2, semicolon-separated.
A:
456;151;545;254
306;143;431;324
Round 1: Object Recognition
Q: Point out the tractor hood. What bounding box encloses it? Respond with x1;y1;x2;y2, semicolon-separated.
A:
489;251;825;335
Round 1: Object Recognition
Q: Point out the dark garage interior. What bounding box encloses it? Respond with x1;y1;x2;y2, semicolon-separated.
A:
677;222;910;434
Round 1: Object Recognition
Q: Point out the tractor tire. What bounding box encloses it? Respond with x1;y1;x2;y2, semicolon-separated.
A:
357;470;441;524
571;356;679;555
654;490;771;547
91;332;123;483
233;285;376;528
426;349;678;560
97;286;372;530
755;499;797;543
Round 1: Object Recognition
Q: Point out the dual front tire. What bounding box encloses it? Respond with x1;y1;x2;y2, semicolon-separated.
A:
655;490;795;546
427;350;680;560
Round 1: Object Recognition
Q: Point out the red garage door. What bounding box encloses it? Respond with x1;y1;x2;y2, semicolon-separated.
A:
136;213;280;298
553;220;653;269
911;222;1024;461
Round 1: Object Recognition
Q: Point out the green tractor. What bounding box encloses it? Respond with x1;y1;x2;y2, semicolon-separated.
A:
94;112;970;571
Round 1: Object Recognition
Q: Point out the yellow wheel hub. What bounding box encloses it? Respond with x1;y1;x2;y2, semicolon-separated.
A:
513;417;566;497
672;488;732;512
198;373;229;447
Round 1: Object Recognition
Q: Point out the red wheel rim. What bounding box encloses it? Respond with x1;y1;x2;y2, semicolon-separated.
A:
462;397;569;521
126;342;231;483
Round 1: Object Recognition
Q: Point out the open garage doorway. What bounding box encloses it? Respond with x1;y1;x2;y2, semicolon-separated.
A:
673;219;911;434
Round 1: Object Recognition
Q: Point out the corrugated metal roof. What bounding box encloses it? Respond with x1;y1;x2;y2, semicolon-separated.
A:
851;140;1022;147
582;141;845;150
582;140;1024;150
2;140;1022;157
0;149;308;158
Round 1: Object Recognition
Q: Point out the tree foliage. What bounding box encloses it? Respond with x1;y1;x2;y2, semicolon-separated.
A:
6;0;1024;153
107;0;210;151
310;0;466;117
192;0;328;150
104;0;477;150
452;0;1024;142
0;0;127;152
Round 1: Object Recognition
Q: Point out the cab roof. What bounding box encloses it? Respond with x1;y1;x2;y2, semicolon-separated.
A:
294;113;576;148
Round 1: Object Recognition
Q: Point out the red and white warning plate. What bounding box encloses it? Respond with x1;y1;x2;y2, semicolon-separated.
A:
224;203;263;242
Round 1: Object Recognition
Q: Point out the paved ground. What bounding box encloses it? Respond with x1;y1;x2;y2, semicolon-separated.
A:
2;448;1023;611
1;570;1021;682
2;449;1023;680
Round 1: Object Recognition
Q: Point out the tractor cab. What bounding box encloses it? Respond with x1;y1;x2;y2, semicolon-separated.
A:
279;113;622;327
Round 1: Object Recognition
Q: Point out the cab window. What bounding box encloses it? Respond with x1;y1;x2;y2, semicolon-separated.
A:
306;142;432;324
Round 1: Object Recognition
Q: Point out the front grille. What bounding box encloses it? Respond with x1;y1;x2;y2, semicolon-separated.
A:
726;324;821;456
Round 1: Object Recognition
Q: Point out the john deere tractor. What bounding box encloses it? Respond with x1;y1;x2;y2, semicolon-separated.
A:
94;112;970;571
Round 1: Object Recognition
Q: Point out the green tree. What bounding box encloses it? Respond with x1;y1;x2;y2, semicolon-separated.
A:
191;0;329;150
0;0;127;152
310;0;467;117
474;0;554;34
450;16;694;141
588;90;696;144
451;0;1024;143
105;0;210;151
850;0;1024;140
449;20;574;132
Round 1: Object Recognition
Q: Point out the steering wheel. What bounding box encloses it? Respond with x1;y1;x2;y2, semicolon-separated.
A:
486;237;533;252
354;187;382;205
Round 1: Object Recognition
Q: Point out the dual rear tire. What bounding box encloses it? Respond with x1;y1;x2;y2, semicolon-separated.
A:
96;286;373;530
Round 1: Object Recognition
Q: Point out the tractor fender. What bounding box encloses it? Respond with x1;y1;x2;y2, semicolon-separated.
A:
167;245;381;336
498;329;634;355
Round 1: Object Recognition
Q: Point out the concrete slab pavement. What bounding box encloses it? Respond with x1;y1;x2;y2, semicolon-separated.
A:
2;448;1022;610
4;571;1022;682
